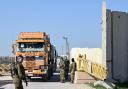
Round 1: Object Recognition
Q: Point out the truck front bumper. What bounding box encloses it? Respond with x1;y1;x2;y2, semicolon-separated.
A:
25;70;47;77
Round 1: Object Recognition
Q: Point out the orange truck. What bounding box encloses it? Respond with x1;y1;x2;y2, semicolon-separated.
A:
12;32;57;80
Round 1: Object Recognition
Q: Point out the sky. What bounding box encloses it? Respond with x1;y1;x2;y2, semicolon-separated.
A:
0;0;128;56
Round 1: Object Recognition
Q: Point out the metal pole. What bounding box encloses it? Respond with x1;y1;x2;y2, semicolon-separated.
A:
63;37;70;60
62;45;64;55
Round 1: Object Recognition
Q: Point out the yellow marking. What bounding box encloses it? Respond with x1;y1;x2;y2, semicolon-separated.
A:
77;54;107;80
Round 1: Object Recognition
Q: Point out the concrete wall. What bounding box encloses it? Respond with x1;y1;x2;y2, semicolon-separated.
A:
102;2;128;82
112;11;128;82
70;48;102;64
106;10;113;81
102;2;113;80
102;1;107;67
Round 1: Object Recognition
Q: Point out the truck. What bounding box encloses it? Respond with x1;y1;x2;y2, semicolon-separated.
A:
12;32;57;80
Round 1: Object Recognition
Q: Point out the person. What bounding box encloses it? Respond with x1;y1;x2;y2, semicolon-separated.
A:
64;56;70;80
59;57;65;83
69;58;76;83
10;56;26;89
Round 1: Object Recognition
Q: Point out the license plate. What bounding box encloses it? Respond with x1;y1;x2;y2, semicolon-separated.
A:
28;74;33;76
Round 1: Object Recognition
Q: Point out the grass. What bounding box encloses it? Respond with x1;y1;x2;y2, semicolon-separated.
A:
89;83;107;89
115;82;128;89
89;81;128;89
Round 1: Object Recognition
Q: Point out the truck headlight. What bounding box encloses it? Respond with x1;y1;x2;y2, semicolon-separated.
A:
44;69;47;73
39;65;44;69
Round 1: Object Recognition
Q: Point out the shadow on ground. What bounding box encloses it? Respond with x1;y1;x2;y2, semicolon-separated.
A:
0;72;71;88
0;80;12;88
30;72;70;83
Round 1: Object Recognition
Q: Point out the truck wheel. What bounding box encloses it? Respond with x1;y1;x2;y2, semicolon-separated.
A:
48;69;51;80
48;74;51;80
27;76;31;82
43;74;50;81
43;76;48;82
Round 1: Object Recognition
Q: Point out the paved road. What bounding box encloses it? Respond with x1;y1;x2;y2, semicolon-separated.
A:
0;73;94;89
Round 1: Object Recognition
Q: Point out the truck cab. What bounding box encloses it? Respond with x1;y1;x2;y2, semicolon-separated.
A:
12;32;57;80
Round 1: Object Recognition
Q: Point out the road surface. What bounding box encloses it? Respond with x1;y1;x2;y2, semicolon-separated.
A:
0;73;94;89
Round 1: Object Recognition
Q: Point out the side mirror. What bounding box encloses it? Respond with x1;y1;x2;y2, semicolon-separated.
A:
47;44;51;52
12;44;16;54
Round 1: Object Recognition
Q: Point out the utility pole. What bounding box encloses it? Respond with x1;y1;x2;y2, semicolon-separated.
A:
63;36;70;60
61;45;64;56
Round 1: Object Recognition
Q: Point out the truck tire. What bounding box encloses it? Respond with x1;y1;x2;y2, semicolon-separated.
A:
27;76;31;82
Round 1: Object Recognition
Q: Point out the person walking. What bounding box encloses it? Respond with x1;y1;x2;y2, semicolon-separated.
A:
59;57;65;83
69;58;76;83
10;56;26;89
64;56;70;80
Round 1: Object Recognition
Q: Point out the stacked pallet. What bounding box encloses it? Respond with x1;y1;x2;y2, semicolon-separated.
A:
0;64;10;76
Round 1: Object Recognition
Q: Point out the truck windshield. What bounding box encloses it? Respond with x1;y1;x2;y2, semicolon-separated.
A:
18;42;45;52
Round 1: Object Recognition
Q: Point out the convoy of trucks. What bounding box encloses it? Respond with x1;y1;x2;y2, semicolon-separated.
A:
12;32;57;80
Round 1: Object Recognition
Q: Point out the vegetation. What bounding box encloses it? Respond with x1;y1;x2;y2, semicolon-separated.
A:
89;83;107;89
89;82;128;89
115;82;128;89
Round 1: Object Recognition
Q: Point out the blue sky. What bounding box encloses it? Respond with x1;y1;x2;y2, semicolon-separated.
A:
0;0;128;56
